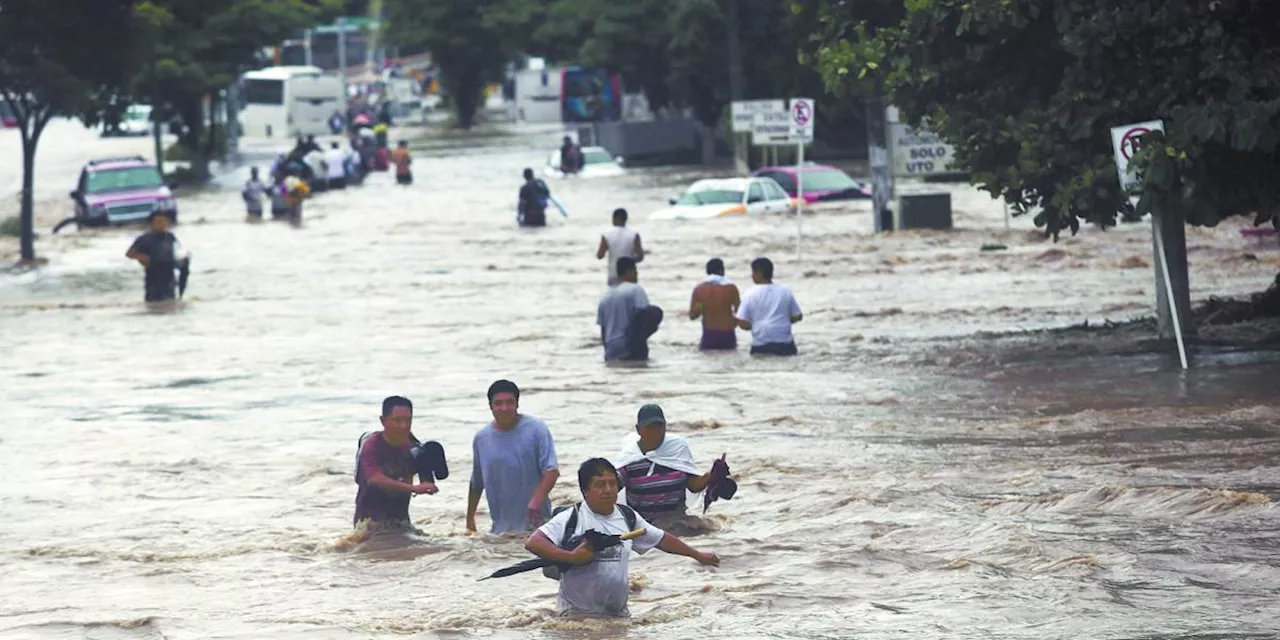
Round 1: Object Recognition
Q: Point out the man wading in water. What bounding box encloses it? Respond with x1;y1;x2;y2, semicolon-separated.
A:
467;380;561;534
125;210;188;304
517;168;550;227
525;458;719;618
688;258;740;351
353;396;439;530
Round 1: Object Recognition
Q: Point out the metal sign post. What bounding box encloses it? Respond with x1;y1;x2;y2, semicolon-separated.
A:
1110;119;1187;369
789;98;815;261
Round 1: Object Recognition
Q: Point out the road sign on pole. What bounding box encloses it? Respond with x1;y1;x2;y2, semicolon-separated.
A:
1110;119;1164;195
789;97;814;144
732;100;785;133
789;98;815;260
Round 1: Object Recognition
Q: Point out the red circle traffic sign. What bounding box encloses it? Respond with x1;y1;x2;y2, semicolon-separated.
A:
1119;127;1152;160
792;100;813;127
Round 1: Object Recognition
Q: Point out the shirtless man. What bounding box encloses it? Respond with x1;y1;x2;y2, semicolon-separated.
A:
688;258;741;351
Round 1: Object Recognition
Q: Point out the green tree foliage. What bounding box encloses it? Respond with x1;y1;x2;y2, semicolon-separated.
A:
0;0;139;262
134;0;338;180
385;0;519;129
808;0;1280;238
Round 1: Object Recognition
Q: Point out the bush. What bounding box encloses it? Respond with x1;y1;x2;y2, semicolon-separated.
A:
0;215;20;237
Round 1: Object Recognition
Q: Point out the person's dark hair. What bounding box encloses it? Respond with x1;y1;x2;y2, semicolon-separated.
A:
522;168;534;180
706;258;725;276
578;457;619;492
382;395;413;416
751;257;774;281
612;208;628;224
149;209;173;222
487;379;520;404
616;256;637;278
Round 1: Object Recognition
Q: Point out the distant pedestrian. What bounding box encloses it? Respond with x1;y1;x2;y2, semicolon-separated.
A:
391;140;413;185
242;167;267;220
597;257;663;361
689;258;740;351
735;257;802;356
597;208;644;286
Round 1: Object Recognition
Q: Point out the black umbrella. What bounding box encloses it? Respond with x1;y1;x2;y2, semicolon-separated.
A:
703;454;738;514
477;528;645;581
176;256;191;299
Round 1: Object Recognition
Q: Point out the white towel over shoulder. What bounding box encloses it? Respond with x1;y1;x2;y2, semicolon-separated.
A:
612;434;700;475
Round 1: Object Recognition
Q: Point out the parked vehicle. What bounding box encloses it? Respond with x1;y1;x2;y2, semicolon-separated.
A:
649;177;795;221
753;163;872;203
68;156;177;227
238;66;345;139
102;104;154;137
543;145;626;178
0;100;17;129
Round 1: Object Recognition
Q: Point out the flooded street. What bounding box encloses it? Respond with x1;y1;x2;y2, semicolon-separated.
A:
1;121;1278;640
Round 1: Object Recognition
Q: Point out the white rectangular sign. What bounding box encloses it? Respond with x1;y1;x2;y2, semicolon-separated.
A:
789;97;814;144
751;111;794;146
889;124;956;177
1110;120;1164;194
731;100;785;133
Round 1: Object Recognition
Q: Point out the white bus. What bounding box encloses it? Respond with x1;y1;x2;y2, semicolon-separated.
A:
238;66;346;139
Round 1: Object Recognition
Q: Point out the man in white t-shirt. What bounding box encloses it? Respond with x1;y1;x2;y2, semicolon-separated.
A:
324;142;349;190
735;257;803;356
596;208;644;286
525;458;719;618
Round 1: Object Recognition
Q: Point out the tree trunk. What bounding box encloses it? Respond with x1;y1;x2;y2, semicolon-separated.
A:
700;122;716;165
180;98;210;181
452;78;481;130
16;109;49;264
19;133;37;263
204;93;220;163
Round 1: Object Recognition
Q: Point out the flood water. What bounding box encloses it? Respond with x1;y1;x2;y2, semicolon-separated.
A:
1;121;1278;640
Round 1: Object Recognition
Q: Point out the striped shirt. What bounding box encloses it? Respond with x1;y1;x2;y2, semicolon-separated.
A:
620;460;691;519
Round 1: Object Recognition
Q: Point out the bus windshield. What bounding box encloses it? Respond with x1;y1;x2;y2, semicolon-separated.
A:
243;79;284;105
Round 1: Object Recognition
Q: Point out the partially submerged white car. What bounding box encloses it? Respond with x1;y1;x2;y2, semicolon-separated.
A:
649;177;797;221
544;146;627;178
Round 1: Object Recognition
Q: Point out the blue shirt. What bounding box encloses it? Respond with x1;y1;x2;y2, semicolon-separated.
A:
469;415;559;534
596;282;650;360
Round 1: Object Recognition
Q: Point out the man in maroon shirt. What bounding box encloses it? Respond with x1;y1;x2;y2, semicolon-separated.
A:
354;396;440;529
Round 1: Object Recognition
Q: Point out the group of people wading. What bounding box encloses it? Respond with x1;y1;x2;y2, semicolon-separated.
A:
353;382;735;618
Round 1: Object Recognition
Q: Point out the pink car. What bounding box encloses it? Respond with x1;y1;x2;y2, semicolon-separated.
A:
753;164;872;204
69;156;178;227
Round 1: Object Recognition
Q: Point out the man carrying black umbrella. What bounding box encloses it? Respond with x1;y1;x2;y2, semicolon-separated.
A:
524;458;719;618
125;210;189;304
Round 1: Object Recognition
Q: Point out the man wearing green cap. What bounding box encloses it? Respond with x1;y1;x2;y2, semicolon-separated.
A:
611;404;716;528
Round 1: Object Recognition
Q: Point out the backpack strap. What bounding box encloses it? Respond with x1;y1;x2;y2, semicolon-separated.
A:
558;504;581;549
618;504;638;531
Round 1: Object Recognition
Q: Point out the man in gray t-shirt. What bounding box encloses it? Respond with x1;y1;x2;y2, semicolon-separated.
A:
467;380;560;534
597;257;663;361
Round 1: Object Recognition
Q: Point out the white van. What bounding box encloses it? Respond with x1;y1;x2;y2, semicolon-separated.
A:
238;66;345;139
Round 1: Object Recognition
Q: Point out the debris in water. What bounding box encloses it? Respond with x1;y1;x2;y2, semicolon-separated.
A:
981;243;1008;252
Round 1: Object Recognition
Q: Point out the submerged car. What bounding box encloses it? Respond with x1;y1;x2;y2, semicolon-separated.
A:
69;156;178;227
544;145;626;178
649;177;796;221
103;104;153;137
752;163;872;203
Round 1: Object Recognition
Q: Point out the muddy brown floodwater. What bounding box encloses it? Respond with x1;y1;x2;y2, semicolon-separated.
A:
1;121;1278;640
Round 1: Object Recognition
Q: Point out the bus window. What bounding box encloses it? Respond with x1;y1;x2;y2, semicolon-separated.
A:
243;79;284;105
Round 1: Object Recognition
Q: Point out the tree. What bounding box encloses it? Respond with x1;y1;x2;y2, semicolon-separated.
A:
808;0;1280;238
0;0;140;263
385;0;519;129
134;0;337;181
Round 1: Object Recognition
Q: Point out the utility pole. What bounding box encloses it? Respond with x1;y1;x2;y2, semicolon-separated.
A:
726;0;747;174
